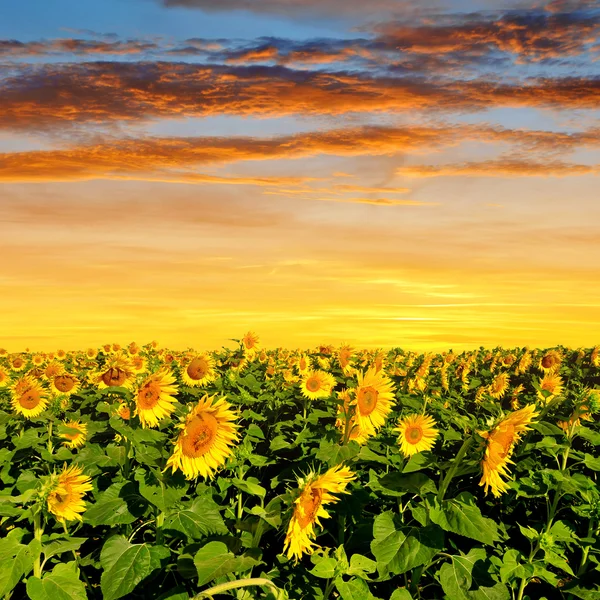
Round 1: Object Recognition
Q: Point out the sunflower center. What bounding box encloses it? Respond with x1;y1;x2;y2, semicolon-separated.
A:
339;350;350;368
297;487;323;529
541;355;556;368
244;336;256;350
18;390;41;410
13;358;24;368
102;367;127;387
299;358;307;370
138;382;161;409
54;375;75;392
406;425;423;444
306;377;321;392
182;413;218;458
357;386;378;416
187;358;209;380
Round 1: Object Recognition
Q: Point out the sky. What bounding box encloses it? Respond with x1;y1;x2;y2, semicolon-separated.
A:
1;0;600;353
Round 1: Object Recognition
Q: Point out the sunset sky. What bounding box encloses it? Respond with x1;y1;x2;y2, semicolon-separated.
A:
1;0;599;353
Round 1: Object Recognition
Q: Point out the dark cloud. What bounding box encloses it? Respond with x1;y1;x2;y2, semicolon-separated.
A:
0;38;158;57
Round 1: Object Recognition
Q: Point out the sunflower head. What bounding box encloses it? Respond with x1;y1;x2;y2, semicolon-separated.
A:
300;370;336;401
395;414;440;457
135;368;179;428
165;394;240;480
181;353;217;387
11;376;49;419
351;367;395;435
46;464;93;523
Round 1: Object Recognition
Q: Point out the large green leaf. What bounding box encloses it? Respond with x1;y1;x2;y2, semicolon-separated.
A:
0;528;41;597
371;512;444;576
429;493;501;545
135;468;187;512
100;536;170;600
335;577;379;600
26;561;87;600
85;481;146;526
42;536;87;562
165;496;227;539
193;541;261;587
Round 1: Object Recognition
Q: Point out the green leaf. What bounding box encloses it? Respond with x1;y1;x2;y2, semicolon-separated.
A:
42;537;87;561
357;446;390;465
232;477;266;499
499;549;533;584
193;541;261;587
26;561;87;600
438;548;488;600
100;536;170;600
390;590;413;600
309;557;338;579
346;554;377;579
165;496;228;539
577;427;600;445
543;549;574;576
335;577;378;600
402;452;435;473
583;453;600;471
369;471;436;497
85;482;146;526
429;493;501;545
246;424;265;439
0;529;41;597
135;468;187;512
371;512;444;575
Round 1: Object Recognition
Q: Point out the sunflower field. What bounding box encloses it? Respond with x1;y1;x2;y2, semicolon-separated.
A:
1;337;600;600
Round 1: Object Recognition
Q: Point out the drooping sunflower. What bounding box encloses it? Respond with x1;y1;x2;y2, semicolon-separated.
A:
165;394;240;480
51;373;80;396
395;414;440;457
60;420;88;449
242;331;260;357
10;376;49;419
283;465;355;563
46;464;93;523
537;372;564;403
488;373;510;399
134;369;179;428
516;350;532;375
351;367;395;435
300;370;336;400
539;350;562;373
479;404;538;497
181;353;217;387
337;344;355;376
335;389;371;444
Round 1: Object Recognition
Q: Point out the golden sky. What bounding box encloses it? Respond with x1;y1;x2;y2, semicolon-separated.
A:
1;0;600;352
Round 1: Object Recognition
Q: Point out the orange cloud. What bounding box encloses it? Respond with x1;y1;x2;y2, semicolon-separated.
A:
398;159;599;177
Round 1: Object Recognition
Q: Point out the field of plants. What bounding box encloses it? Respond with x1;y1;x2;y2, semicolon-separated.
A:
0;335;599;600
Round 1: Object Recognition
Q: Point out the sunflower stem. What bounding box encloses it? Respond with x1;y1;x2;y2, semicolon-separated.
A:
123;436;131;479
437;434;473;502
33;509;44;578
47;420;54;455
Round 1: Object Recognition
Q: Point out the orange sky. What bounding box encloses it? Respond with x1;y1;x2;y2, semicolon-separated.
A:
2;0;600;352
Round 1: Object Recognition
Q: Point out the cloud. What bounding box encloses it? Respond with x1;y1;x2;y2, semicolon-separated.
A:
0;38;159;57
2;61;600;131
397;158;599;177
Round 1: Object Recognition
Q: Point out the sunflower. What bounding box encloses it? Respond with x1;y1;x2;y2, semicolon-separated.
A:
296;354;311;375
90;352;135;390
9;355;27;372
56;349;67;361
395;414;440;457
537;373;563;403
335;389;371;444
10;376;48;419
0;365;10;388
516;351;532;375
479;404;538;497
31;354;45;367
591;346;600;367
60;420;88;449
242;331;260;357
165;394;239;480
351;367;395;435
283;465;355;562
86;347;98;360
337;344;355;376
300;370;336;401
135;369;179;428
539;350;562;373
488;373;510;399
51;373;80;396
181;353;217;387
46;464;93;523
130;354;148;374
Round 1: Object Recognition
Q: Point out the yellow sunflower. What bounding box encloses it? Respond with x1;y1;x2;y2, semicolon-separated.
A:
539;350;562;373
85;347;98;360
31;354;45;367
516;351;532;375
479;404;538;497
395;414;439;457
165;394;239;480
115;402;131;420
90;352;135;390
134;369;179;428
10;376;48;419
300;370;336;400
337;344;355;376
0;365;10;388
9;355;27;372
51;373;80;396
130;354;148;374
488;373;510;399
181;353;217;387
296;354;311;375
242;331;260;357
351;367;395;435
60;420;88;449
335;389;371;444
537;372;564;403
44;360;65;380
46;464;93;523
283;465;355;563
56;349;67;361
